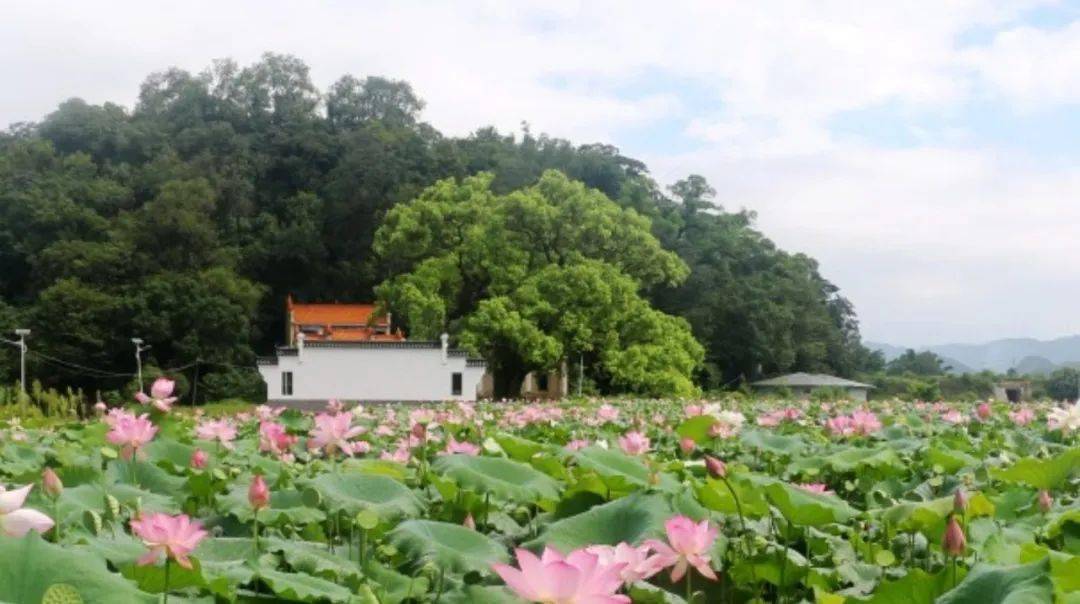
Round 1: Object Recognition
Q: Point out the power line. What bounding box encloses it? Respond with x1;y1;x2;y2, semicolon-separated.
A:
27;350;136;378
26;351;200;380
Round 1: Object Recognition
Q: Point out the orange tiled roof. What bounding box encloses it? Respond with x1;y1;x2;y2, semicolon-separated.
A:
287;296;404;342
290;302;381;326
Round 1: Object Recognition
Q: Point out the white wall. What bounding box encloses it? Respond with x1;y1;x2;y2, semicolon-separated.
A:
257;345;484;402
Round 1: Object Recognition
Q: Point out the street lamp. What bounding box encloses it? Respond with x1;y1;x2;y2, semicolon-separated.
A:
131;338;150;393
14;329;29;395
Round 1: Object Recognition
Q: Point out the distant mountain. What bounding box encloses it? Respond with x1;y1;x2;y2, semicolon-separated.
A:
867;335;1080;374
1012;356;1057;376
939;356;975;375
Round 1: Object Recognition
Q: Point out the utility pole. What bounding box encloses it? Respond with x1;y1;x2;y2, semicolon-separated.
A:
191;358;200;406
578;353;584;397
14;329;29;395
131;338;150;393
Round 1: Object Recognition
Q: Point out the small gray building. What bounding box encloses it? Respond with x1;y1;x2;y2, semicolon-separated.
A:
751;372;874;402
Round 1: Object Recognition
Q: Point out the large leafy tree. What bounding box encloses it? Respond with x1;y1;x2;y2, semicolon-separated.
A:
375;171;702;397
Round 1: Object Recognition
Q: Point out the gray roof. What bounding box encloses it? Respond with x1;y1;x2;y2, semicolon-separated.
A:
751;372;874;389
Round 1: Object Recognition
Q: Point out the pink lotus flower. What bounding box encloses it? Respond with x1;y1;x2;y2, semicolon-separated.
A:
130;513;207;569
827;410;881;437
585;542;666;584
106;413;158;460
797;482;833;495
565;439;591;451
442;436;481;456
492;547;630;604
597;404;620;423
0;484;55;537
42;468;63;499
409;408;436;426
136;378;178;412
849;410;882;435
756;411;783;427
249;475;270;510
1037;490;1053;513
617;431;650;455
707;410;746;439
705;456;727;479
103;407;130;427
1047;401;1080;433
825;415;854;436
190;449;208;470
308;412;366;457
195;418;237;449
259;421;296;462
379;446;411;463
255;405;285;422
1008;407;1035;426
645;516;718;582
942;515;965;556
679;437;696;454
953;488;967;513
976;402;992;421
410;422;427;441
941;409;969;425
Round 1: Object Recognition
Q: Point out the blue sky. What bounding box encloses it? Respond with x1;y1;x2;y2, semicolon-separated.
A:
3;0;1080;346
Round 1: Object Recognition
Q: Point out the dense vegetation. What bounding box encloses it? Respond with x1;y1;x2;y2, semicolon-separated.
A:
0;394;1077;602
0;53;876;400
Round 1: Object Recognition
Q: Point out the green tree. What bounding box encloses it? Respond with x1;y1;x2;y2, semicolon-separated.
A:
376;171;700;397
886;349;949;376
1045;367;1080;401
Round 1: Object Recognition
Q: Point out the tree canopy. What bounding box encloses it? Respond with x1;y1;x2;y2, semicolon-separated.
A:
374;171;702;397
886;349;950;376
0;53;876;401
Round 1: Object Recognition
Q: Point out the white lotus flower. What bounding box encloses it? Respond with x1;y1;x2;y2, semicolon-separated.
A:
1048;402;1080;434
0;484;54;537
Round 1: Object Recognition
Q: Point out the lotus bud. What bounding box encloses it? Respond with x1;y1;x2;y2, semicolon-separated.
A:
249;474;270;511
410;423;426;441
93;401;107;415
942;515;966;556
1037;490;1053;513
190;449;208;470
705;455;727;479
463;514;476;530
952;488;967;513
679;437;696;455
42;467;63;499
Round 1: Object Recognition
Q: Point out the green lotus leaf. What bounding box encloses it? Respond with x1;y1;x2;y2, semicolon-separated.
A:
433;454;562;502
388;519;508;574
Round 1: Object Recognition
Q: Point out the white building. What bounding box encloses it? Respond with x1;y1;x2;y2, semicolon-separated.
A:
258;334;486;404
256;297;485;404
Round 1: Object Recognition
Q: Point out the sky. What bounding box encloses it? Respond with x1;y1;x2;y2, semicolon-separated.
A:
3;0;1080;347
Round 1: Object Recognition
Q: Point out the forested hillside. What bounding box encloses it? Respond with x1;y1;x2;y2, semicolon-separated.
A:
0;53;878;400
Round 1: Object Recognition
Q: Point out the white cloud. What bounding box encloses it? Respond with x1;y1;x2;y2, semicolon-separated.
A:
647;142;1080;345
1;0;1077;345
963;20;1080;107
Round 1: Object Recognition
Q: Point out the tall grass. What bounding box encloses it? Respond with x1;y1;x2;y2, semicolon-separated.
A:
0;381;83;422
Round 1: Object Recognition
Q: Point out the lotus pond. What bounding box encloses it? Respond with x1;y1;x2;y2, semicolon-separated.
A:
0;394;1078;603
